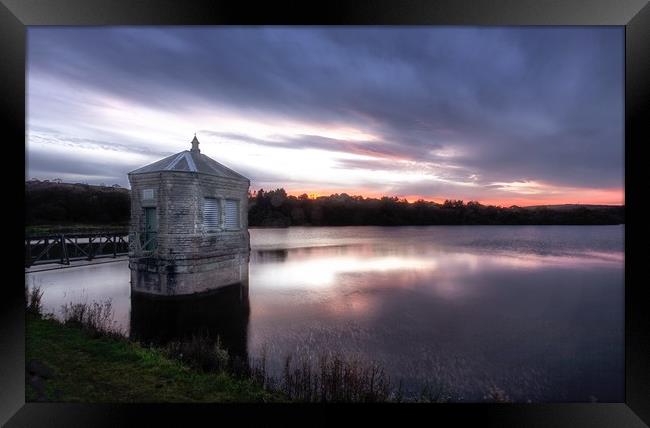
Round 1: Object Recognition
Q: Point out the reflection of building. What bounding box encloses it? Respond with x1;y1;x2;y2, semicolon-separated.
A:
130;280;250;362
252;248;288;263
128;135;250;295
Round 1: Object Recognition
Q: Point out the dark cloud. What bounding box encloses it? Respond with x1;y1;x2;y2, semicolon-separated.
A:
29;128;172;158
27;27;623;194
203;130;414;161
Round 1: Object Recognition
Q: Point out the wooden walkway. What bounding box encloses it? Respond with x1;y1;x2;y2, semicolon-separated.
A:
25;232;130;267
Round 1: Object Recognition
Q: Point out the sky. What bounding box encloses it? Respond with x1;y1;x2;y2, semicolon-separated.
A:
26;27;624;206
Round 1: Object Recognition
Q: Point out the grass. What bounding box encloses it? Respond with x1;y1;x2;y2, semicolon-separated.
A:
60;299;125;339
164;332;231;373
25;313;282;402
26;284;44;316
271;352;393;402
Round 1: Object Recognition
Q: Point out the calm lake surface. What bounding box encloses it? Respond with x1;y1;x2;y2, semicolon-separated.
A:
26;225;625;402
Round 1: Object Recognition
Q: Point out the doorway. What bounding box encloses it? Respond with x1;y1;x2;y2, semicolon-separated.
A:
143;207;157;251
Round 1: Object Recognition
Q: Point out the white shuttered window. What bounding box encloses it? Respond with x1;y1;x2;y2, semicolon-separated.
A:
203;198;220;230
224;199;240;229
142;189;154;200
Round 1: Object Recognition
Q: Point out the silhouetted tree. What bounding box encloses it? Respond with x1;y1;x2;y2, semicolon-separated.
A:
25;180;625;228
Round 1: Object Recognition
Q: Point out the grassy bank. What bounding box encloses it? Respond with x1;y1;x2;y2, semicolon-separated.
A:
25;313;281;402
24;287;512;403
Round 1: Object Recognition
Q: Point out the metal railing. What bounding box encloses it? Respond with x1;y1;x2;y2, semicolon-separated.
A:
25;232;130;267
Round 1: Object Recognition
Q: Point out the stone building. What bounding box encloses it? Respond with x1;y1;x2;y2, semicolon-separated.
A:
128;135;250;296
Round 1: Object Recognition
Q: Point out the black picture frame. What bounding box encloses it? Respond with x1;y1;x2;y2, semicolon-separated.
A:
2;0;649;426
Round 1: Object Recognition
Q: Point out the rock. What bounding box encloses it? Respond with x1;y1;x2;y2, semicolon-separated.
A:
27;359;54;379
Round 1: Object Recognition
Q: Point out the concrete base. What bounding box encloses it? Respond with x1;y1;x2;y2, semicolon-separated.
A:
129;253;249;296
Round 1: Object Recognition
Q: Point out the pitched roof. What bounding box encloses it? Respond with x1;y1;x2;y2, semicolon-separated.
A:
128;137;249;182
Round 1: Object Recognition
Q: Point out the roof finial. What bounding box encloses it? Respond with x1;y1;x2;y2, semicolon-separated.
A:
191;134;200;153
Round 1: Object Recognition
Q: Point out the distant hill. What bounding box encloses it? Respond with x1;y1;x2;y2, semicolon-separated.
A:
523;204;622;211
25;180;130;230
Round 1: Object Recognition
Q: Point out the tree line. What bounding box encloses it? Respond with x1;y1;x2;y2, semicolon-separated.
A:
248;188;624;227
25;180;130;226
25;180;625;229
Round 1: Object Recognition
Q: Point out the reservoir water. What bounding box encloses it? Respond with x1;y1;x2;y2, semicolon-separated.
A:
26;225;625;402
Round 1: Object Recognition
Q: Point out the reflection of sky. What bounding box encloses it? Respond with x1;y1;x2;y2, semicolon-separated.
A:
245;226;624;403
249;243;624;310
25;260;131;331
249;225;623;300
252;255;438;289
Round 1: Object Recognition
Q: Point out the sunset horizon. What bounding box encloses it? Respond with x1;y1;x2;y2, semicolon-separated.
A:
270;186;624;207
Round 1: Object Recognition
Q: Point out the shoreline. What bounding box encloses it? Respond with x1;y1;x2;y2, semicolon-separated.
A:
26;313;281;403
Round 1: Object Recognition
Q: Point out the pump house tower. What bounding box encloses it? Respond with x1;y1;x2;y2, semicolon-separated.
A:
128;136;250;296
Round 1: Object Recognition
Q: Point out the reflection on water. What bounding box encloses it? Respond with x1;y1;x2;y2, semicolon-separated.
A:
130;282;250;362
26;225;624;402
26;260;132;331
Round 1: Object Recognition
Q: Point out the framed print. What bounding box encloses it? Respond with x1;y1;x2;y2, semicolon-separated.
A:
2;0;649;426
